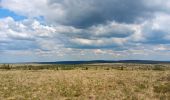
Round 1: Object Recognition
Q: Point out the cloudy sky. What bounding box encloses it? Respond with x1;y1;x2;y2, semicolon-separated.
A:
0;0;170;63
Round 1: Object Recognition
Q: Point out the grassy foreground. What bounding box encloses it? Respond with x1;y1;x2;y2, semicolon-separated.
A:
0;64;169;100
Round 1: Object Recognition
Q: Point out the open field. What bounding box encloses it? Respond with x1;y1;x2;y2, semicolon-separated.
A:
0;64;170;100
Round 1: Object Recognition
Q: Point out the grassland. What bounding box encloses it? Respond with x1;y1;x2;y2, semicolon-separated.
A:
0;64;169;100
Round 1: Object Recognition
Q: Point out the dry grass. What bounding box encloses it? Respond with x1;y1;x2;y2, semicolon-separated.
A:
0;69;169;100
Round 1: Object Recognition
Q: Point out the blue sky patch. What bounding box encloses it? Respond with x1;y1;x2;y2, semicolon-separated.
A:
0;8;27;20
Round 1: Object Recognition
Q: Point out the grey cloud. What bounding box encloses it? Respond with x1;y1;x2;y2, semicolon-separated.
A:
47;0;161;28
53;21;136;49
0;17;57;51
59;21;136;38
88;22;135;38
0;40;39;50
138;14;170;45
1;0;170;58
2;0;170;28
64;37;128;49
141;30;170;44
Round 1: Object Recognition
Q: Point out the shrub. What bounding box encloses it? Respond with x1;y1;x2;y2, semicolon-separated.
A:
153;65;165;71
82;67;88;70
154;83;170;93
60;66;75;70
0;64;11;70
104;68;110;70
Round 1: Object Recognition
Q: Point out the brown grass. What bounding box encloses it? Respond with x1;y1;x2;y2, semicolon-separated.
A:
0;69;169;100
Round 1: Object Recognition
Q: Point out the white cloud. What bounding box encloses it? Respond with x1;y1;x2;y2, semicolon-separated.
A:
1;0;170;62
89;21;136;38
2;0;170;27
140;13;170;43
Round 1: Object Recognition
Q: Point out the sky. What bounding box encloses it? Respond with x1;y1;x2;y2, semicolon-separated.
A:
0;0;170;63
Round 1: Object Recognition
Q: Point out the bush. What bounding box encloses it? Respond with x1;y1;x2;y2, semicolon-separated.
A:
82;67;88;70
154;83;170;93
61;67;74;70
0;64;11;70
104;68;110;70
153;65;165;71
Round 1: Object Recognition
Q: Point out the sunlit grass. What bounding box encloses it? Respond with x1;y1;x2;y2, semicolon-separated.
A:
0;68;169;100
